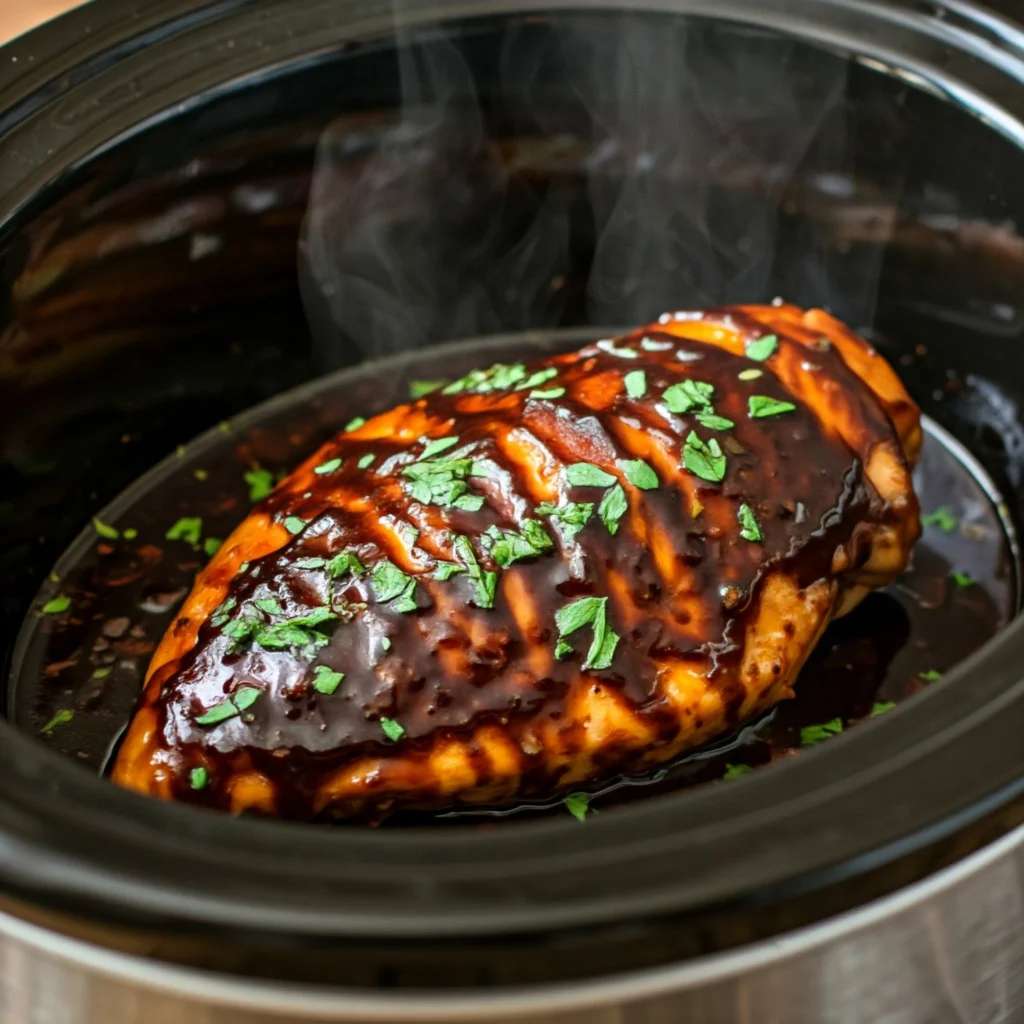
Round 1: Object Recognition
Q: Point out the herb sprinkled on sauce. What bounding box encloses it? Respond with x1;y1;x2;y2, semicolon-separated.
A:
534;501;594;540
166;517;203;548
530;387;566;400
738;368;763;381
748;395;796;419
370;561;418;613
380;717;406;742
92;517;119;540
41;709;74;733
345;417;366;432
598;484;629;534
554;596;620;670
624;370;647;399
737;503;763;542
41;595;71;615
800;718;843;746
922;507;957;532
950;570;976;588
566;463;617;488
314;458;342;475
190;766;209;790
409;379;447;399
244;468;274;502
195;685;261;726
745;334;778;362
564;792;590;821
723;763;752;780
683;432;727;483
620;459;658;490
663;379;713;414
870;701;895;716
312;666;345;696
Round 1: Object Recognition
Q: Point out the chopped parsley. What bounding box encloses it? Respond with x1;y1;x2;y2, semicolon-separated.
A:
800;718;843;746
738;368;763;381
312;665;345;695
870;701;895;716
357;454;375;470
370;561;418;612
314;457;342;475
41;709;73;733
737;503;762;542
421;436;460;460
92;517;119;540
443;362;527;395
381;637;392;651
244;468;274;502
620;459;658;490
203;537;222;557
535;500;594;540
194;469;209;481
554;596;620;670
402;456;483;511
695;411;735;431
566;463;617;488
745;334;778;362
254;607;337;650
921;507;957;532
123;528;138;540
380;717;406;742
483;520;553;567
683;431;727;483
454;536;498;608
344;417;366;432
327;550;365;579
295;556;327;570
166;516;203;548
190;766;209;790
210;597;237;627
41;595;71;615
624;370;647;399
409;379;447;398
254;597;284;616
920;669;942;682
748;395;796;419
517;367;558;391
530;387;566;400
283;516;307;535
564;792;590;821
663;379;714;414
431;561;464;581
598;484;628;534
195;685;261;726
950;570;976;588
596;339;638;359
723;763;752;780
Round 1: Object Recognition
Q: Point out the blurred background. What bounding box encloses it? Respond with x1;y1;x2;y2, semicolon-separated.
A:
0;0;82;42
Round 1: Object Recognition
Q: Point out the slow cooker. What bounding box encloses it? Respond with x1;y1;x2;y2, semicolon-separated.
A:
2;0;1024;1021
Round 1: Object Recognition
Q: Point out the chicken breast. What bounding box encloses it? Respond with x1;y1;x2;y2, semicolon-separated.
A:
112;303;921;821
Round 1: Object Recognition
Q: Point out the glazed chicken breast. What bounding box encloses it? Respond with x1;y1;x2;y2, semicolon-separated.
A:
112;303;921;821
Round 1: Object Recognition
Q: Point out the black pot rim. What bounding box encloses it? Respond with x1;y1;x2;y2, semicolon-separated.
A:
1;0;1024;948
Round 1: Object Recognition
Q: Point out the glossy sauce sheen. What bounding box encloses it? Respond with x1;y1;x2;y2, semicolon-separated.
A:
112;304;921;820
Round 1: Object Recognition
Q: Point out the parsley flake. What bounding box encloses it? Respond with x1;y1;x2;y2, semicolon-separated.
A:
327;550;365;579
345;417;366;432
254;597;283;616
41;709;73;733
663;379;714;414
738;368;763;381
432;561;464;581
920;669;942;682
41;595;71;615
92;517;119;540
695;411;735;431
190;766;209;790
870;701;895;716
800;717;843;746
554;596;620;670
421;436;460;460
370;561;418;612
312;665;345;695
203;537;222;557
737;503;763;542
484;520;553;567
166;517;203;548
746;334;778;362
683;431;727;483
624;370;647;399
210;597;237;627
530;387;566;400
517;367;558;391
951;570;976;588
922;507;957;532
748;395;796;419
314;457;342;475
295;556;327;570
357;454;375;470
123;528;138;540
244;468;274;502
620;460;658;490
409;379;447;398
254;608;337;650
195;685;261;726
723;764;752;780
402;456;482;510
564;792;590;821
454;536;498;608
566;463;617;488
283;516;307;535
443;362;527;395
380;717;406;742
598;483;629;534
535;500;594;540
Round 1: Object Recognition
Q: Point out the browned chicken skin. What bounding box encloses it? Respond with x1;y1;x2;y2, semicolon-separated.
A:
112;304;921;821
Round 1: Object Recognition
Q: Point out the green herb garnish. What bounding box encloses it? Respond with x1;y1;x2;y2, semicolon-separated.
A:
620;459;658;490
920;669;942;682
683;431;727;483
564;792;590;821
409;379;447;398
624;370;647;399
737;503;762;542
244;468;274;502
663;379;714;414
596;339;638;359
92;667;112;679
516;367;558;391
195;685;261;726
283;516;307;535
738;368;763;381
92;517;119;540
203;537;222;557
598;484;628;534
41;709;73;733
695;411;735;431
484;520;553;568
381;637;392;651
345;417;366;432
454;535;497;608
314;457;342;475
530;387;566;400
443;362;527;395
951;570;976;588
370;561;418;612
432;560;464;581
402;456;482;510
254;597;284;616
380;717;406;742
327;550;365;579
870;701;895;716
535;500;594;541
800;718;843;746
554;596;620;670
123;528;138;540
210;597;237;627
748;395;796;419
312;665;345;696
566;463;617;488
295;557;327;570
41;595;71;615
166;516;203;548
421;436;460;460
745;334;778;362
190;766;209;790
723;763;752;780
921;507;957;532
254;608;337;650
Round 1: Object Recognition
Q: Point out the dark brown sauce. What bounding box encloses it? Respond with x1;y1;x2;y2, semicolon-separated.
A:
9;332;1017;825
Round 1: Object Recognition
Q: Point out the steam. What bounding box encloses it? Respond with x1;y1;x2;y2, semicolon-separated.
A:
301;12;880;368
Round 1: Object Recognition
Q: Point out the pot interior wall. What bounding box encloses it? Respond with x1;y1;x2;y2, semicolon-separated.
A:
2;9;1024;762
